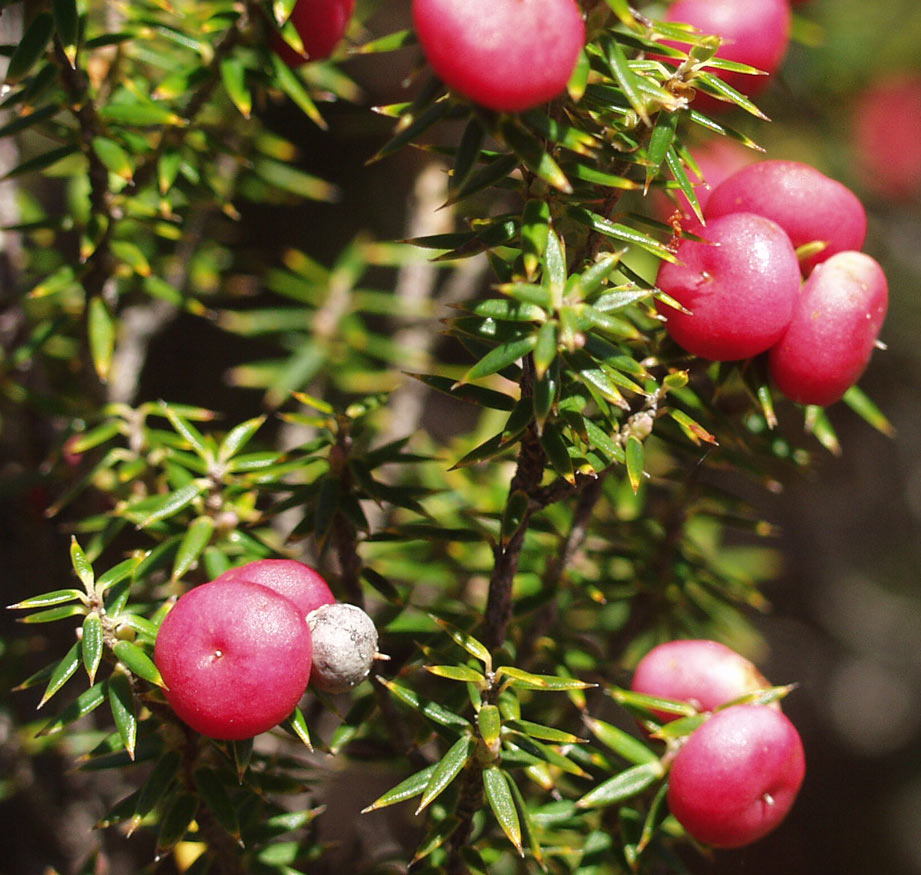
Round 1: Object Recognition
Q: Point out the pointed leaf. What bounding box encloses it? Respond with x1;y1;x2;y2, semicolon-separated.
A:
625;434;645;493
87;297;116;382
113;640;165;687
171;516;215;581
8;588;84;610
583;716;658;765
483;767;523;855
156;791;199;855
81;613;104;684
5;13;54;84
38;682;106;735
283;706;313;750
70;537;95;592
108;669;138;759
416;735;476;813
457;335;537;385
220;56;252;119
430;615;492;669
426;664;487;684
37;640;82;708
575;761;664;809
194;768;240;839
362;764;437;812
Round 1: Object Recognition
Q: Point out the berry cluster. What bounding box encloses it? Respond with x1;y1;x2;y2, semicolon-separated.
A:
657;159;889;406
631;640;806;848
154;560;378;740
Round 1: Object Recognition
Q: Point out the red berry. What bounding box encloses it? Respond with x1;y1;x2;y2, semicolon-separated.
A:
663;0;791;111
631;640;770;722
655;212;801;361
154;580;312;739
852;74;921;200
668;705;806;848
411;0;585;112
705;160;867;275
271;0;355;66
212;558;335;618
768;251;888;406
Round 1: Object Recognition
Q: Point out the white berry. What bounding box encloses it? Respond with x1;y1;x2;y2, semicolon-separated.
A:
307;603;379;694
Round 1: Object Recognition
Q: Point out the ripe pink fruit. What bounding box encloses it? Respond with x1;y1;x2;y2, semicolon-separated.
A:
668;705;805;848
663;0;791;109
705;160;867;275
154;580;312;739
271;0;355;66
852;74;921;200
411;0;585;112
655;212;801;361
212;559;335;618
768;251;888;406
631;640;770;722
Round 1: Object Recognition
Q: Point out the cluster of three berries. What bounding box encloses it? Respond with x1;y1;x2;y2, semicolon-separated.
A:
154;560;377;740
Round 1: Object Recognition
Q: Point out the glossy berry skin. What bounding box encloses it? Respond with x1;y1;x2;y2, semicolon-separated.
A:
155;580;312;739
668;705;806;848
663;0;791;109
768;251;888;406
705;160;867;275
631;640;770;722
271;0;355;66
412;0;585;112
656;212;801;361
212;559;335;619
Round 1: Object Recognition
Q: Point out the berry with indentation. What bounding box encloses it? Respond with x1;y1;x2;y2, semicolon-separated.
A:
154;579;312;739
668;704;805;848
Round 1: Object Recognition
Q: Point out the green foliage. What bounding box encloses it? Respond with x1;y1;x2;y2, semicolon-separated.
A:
0;0;898;873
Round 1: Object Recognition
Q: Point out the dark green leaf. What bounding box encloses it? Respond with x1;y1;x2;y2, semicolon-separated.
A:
194;768;240;838
575;761;664;809
81;613;104;685
483;767;523;855
457;334;537;385
37;640;81;708
52;0;79;49
171;516;215;581
5;13;54;84
416;735;476;813
362;764;437;812
583;716;658;765
625;434;645;493
156;791;199;854
108;670;137;759
113;640;165;687
38;682;106;735
8;588;84;610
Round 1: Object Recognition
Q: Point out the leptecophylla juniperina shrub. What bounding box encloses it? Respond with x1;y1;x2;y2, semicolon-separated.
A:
1;0;898;872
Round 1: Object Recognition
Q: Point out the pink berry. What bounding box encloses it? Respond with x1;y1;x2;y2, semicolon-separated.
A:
631;640;770;722
667;705;805;848
271;0;355;66
154;580;312;739
663;0;791;110
212;559;335;618
655;212;801;361
852;74;921;200
705;160;868;275
768;251;888;406
411;0;585;113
